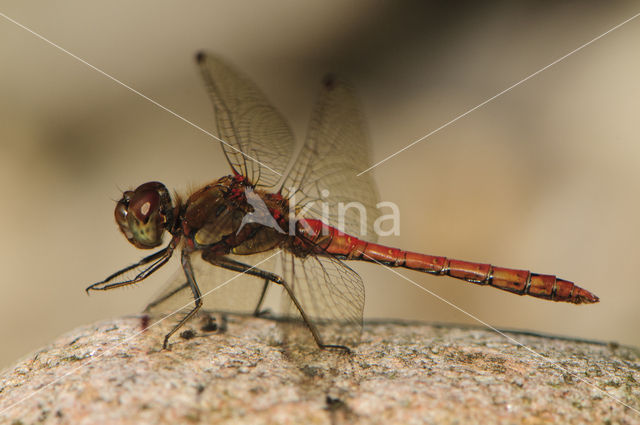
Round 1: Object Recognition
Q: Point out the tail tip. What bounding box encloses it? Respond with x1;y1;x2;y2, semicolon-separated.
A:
573;286;600;304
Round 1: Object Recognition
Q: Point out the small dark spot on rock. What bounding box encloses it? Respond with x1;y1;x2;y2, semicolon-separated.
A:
326;395;345;411
38;408;50;422
202;313;227;333
196;384;205;395
301;365;323;378
180;329;197;340
201;317;218;332
141;315;150;330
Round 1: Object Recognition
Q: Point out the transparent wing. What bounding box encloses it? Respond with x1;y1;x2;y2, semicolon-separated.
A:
196;52;295;188
279;250;364;348
281;76;380;239
144;251;276;317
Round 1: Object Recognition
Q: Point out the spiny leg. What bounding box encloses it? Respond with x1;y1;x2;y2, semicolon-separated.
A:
162;250;202;349
86;246;173;292
278;278;351;353
252;279;270;317
199;254;275;317
203;254;350;353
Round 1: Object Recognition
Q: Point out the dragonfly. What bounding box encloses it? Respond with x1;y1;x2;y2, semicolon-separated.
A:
87;52;599;352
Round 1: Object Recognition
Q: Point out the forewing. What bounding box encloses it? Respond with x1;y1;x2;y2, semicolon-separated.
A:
279;251;364;348
197;52;295;188
281;76;380;239
144;251;277;317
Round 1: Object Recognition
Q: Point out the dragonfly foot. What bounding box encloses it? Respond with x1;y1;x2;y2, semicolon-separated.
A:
253;308;273;318
162;336;172;350
320;344;352;355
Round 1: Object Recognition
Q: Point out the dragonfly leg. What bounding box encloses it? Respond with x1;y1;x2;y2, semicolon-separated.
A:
278;279;351;354
162;250;202;349
252;279;271;317
200;254;276;316
202;254;350;353
86;246;173;292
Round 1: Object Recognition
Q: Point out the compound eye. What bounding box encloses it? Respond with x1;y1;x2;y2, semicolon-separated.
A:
114;191;133;236
113;182;172;249
129;189;161;223
114;201;128;229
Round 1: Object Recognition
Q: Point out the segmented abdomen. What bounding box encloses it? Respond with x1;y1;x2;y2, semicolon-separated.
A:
296;219;599;304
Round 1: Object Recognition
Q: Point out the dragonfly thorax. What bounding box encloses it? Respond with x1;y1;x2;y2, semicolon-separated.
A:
180;175;289;254
114;181;175;249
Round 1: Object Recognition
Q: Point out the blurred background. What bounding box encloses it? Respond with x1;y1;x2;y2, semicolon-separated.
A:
1;1;639;368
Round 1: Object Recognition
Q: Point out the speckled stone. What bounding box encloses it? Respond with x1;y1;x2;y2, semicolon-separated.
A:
1;315;638;424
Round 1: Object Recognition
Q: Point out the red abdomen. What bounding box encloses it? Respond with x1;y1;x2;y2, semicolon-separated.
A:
296;219;599;304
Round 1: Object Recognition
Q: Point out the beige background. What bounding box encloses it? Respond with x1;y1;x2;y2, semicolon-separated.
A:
1;1;639;368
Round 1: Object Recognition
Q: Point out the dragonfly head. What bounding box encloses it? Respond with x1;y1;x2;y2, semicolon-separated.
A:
114;181;174;249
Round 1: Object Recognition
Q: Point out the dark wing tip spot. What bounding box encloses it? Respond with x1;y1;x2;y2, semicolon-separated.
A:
195;51;206;63
322;74;337;90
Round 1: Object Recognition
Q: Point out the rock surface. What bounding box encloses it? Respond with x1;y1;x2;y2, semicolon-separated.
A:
1;314;639;424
